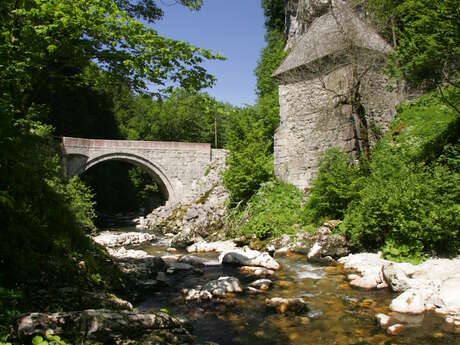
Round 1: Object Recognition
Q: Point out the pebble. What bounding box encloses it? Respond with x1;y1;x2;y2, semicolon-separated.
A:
239;266;275;277
375;313;391;328
249;279;272;290
387;323;405;335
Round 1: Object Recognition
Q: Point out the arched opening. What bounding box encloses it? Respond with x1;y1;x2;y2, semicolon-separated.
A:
77;153;176;227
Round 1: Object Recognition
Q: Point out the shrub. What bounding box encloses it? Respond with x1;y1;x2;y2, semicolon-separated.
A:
303;148;363;225
342;91;460;258
230;180;305;240
343;152;460;256
0;287;22;339
62;176;96;231
303;90;460;259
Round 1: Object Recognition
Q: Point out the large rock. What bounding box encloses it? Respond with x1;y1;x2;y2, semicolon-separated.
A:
382;262;413;292
166;262;194;274
15;310;193;344
307;226;349;260
110;252;166;293
249;279;272;290
170;227;204;249
390;289;427;314
145;158;229;246
219;246;280;270
340;253;460;330
339;253;388;289
108;247;151;260
267;223;349;261
186;240;237;254
375;313;391;329
93;231;155;248
239;266;275;277
438;275;460;315
183;276;243;301
178;255;206;267
412;258;460;283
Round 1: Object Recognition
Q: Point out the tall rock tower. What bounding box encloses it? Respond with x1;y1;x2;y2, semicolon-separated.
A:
273;0;399;191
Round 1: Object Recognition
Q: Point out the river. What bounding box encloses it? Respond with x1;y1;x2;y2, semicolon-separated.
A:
111;227;460;345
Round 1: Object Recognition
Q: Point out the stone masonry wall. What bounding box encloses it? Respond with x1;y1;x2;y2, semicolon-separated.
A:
274;59;398;191
275;65;356;190
62;137;226;204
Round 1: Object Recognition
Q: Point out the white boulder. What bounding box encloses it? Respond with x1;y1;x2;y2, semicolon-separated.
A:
186;240;237;253
390;289;426;314
219;246;280;270
93;231;155;248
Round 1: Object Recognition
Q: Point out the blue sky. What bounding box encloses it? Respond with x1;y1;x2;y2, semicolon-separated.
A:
154;1;266;106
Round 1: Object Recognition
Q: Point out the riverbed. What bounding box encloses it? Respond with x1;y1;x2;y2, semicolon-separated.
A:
111;227;460;345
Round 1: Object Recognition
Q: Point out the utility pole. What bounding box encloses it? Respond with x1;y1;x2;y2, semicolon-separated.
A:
214;114;218;148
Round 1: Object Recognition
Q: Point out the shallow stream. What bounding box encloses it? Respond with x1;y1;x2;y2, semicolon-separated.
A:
114;228;460;345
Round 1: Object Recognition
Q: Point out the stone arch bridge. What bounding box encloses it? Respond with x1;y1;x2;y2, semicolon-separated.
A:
61;137;226;204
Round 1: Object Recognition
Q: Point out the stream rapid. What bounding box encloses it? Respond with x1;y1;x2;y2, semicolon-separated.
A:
113;227;460;345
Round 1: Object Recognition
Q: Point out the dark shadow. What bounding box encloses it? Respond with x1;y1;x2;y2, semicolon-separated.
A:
81;160;166;227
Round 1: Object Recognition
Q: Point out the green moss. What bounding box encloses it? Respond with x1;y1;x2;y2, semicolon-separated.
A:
196;184;217;204
167;206;187;223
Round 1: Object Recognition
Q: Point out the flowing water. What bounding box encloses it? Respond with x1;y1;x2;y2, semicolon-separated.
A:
113;228;460;345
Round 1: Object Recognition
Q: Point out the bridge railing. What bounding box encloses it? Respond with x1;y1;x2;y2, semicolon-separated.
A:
61;136;211;151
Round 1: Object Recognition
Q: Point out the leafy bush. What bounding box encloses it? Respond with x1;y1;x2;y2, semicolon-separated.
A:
342;93;460;257
0;287;22;340
303;148;363;225
382;238;424;264
230;180;306;240
387;92;459;162
48;176;96;231
32;332;66;345
344;152;460;256
303;91;460;259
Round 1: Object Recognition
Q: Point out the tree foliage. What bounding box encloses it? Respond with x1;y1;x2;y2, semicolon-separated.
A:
261;0;286;34
255;31;287;98
0;0;220;309
365;0;460;94
223;107;274;204
116;88;229;146
303;149;363;225
115;0;203;23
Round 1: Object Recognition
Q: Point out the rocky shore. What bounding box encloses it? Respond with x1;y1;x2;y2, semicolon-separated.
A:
11;222;460;343
339;252;460;334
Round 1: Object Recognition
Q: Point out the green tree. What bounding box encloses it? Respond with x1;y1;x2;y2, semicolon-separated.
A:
0;0;221;301
223;107;274;204
115;88;230;147
261;0;286;34
365;0;460;110
303;149;363;225
222;1;287;204
255;31;287;98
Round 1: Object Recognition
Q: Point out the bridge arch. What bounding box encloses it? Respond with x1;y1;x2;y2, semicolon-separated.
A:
72;152;177;204
61;136;225;205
